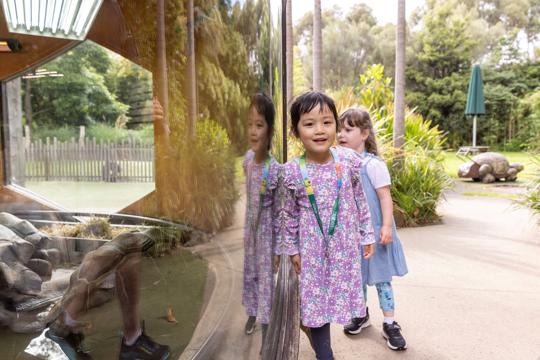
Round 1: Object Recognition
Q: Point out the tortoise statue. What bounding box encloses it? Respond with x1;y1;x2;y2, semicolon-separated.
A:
458;152;524;183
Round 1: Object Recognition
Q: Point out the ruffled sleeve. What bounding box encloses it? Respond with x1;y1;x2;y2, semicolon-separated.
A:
337;146;375;245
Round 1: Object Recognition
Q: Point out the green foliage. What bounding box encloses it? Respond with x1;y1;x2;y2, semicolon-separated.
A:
333;66;451;226
86;123;153;144
386;147;452;226
519;155;540;220
32;125;77;142
356;64;394;118
32;124;154;144
189;0;272;152
168;120;238;232
481;62;540;150
26;42;129;128
406;1;477;148
516;89;540;151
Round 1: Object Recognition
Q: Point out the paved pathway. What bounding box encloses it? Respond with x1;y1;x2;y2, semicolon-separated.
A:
299;182;540;360
190;180;540;360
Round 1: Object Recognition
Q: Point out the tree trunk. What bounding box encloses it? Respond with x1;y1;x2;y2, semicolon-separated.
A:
155;0;170;215
393;0;406;148
187;0;197;138
312;0;322;91
286;0;293;105
156;0;169;122
24;78;32;132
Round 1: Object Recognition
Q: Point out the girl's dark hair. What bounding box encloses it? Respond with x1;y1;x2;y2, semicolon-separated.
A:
250;93;275;149
338;107;378;156
290;91;338;137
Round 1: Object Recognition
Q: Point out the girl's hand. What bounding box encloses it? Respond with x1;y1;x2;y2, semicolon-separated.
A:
380;225;393;245
363;244;375;259
273;255;280;274
290;254;301;275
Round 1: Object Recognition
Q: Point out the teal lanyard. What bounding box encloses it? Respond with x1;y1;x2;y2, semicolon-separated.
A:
248;156;271;235
298;148;342;238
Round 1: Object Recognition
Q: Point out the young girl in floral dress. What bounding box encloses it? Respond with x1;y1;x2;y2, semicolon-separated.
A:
243;93;281;349
280;91;375;360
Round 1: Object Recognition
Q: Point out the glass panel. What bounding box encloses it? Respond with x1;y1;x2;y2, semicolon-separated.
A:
1;0;285;358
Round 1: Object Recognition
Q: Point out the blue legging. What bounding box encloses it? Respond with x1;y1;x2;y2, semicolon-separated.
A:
363;281;395;312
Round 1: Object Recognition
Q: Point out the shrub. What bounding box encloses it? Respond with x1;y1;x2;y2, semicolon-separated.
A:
32;125;77;142
166;119;238;232
386;147;452;226
520;155;540;221
332;65;451;226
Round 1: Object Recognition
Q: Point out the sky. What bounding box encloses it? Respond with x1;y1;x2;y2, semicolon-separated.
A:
291;0;426;25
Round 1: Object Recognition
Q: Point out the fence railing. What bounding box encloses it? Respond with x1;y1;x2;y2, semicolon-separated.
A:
24;138;155;183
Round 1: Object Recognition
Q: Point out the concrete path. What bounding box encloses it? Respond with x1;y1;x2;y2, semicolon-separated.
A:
187;179;539;360
299;182;540;360
185;187;264;360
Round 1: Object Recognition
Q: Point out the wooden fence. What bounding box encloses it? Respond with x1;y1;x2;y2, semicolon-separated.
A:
24;138;155;182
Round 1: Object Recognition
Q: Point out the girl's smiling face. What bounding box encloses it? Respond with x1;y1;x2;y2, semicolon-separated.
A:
297;104;337;160
247;106;270;154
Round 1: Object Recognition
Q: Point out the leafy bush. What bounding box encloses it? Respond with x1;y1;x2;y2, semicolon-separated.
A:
516;90;540;151
520;155;540;221
32;125;77;142
333;65;451;226
166;119;238;232
87;123;153;144
386;147;452;226
32;123;154;144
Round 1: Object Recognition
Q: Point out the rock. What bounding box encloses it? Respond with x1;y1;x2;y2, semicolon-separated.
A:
0;213;49;248
10;319;45;334
30;249;49;262
0;261;15;288
44;249;61;267
0;304;14;327
26;259;53;278
12;263;42;295
0;225;36;263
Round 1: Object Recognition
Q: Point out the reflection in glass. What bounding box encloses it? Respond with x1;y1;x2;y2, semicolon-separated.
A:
5;41;155;213
1;0;287;358
37;230;169;360
242;93;280;350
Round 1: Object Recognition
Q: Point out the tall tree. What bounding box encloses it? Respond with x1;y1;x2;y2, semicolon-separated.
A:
393;0;406;148
313;0;322;90
187;0;197;138
406;0;477;147
286;0;293;104
156;0;169;137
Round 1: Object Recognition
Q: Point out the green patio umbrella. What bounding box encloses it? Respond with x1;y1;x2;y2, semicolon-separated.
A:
465;64;486;147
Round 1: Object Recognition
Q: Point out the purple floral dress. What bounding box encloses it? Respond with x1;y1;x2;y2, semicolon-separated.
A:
242;150;281;324
280;146;375;328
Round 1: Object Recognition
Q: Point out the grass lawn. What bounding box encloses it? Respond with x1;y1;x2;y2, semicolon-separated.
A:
443;151;538;181
24;181;155;212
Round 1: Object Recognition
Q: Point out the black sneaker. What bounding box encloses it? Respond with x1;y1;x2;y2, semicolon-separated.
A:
382;321;407;350
45;327;91;360
119;322;170;360
343;308;371;335
245;316;256;335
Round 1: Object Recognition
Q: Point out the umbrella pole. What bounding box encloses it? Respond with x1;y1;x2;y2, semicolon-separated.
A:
472;115;477;148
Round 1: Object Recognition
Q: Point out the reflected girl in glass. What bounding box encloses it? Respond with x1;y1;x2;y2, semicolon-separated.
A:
242;93;281;347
